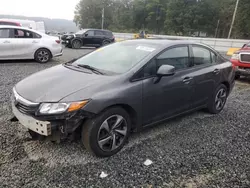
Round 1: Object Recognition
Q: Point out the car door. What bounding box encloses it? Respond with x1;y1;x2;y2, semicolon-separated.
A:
0;28;13;59
142;45;195;125
94;30;105;46
11;28;40;59
82;30;95;46
189;45;222;108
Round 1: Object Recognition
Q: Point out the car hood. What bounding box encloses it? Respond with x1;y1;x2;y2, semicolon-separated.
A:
15;65;115;103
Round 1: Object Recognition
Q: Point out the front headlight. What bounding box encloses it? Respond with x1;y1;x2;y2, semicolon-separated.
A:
231;53;239;60
66;35;73;39
39;100;89;114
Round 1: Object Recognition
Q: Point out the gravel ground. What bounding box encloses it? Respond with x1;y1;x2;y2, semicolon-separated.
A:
1;49;250;188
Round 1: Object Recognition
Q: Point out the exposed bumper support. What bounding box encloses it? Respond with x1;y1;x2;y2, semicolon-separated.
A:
12;102;52;136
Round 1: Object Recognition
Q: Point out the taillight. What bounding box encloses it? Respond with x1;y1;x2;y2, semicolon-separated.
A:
55;40;60;44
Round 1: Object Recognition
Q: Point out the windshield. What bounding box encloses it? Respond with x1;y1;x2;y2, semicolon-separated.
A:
75;29;87;35
73;42;158;74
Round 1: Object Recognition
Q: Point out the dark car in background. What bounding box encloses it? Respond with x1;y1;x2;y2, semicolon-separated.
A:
11;40;235;157
61;29;115;49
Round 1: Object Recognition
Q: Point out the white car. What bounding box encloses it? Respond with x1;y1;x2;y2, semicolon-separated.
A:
0;25;63;63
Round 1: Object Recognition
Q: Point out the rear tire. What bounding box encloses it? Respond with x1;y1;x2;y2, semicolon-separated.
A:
102;40;110;46
34;48;51;63
207;84;228;114
72;40;82;49
81;107;131;157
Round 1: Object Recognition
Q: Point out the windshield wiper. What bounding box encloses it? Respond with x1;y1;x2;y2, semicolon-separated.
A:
63;59;77;66
76;64;104;75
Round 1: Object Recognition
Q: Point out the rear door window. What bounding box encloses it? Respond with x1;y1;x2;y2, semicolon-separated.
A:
13;29;34;38
0;28;10;38
192;46;212;66
85;30;94;36
94;30;104;36
211;51;218;63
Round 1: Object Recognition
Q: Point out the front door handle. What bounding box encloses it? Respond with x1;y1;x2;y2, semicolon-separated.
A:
32;41;39;44
183;77;193;84
213;69;220;74
3;41;10;44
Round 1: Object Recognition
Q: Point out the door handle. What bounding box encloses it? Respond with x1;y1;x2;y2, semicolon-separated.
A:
3;41;10;44
32;41;39;44
213;69;220;74
183;77;193;84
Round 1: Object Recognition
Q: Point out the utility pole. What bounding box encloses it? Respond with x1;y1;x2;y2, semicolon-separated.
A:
101;8;104;30
228;0;240;39
214;19;220;38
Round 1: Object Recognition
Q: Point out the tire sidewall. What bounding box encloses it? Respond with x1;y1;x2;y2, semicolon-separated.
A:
102;40;110;46
35;49;51;63
72;39;82;49
82;107;131;157
209;84;228;114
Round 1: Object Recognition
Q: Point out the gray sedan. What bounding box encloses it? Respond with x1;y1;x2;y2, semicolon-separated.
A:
11;39;235;157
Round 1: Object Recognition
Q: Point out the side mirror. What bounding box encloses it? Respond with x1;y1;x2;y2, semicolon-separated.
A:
84;33;88;37
157;64;175;76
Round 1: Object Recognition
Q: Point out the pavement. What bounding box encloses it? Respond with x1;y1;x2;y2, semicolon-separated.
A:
1;48;250;188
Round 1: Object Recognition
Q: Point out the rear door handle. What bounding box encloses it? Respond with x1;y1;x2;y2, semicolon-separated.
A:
213;69;220;74
32;41;39;44
183;77;193;84
3;41;10;44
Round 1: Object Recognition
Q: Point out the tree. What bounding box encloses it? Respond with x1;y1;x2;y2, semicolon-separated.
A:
233;0;250;38
73;0;250;39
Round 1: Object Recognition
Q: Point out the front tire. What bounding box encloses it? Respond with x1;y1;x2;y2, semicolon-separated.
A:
207;84;228;114
34;48;51;63
81;107;131;157
72;39;82;49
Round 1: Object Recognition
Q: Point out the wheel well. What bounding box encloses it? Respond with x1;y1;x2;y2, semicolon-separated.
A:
101;104;138;130
34;48;52;58
221;81;230;92
72;38;82;44
103;39;110;43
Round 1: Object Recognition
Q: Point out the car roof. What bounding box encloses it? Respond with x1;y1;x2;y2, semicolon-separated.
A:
85;28;112;32
122;39;215;51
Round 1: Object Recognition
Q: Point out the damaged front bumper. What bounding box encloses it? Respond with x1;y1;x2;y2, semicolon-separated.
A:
11;100;94;140
12;102;52;136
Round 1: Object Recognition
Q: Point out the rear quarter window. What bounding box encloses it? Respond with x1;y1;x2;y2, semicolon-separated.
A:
104;31;113;37
94;30;104;36
33;32;42;38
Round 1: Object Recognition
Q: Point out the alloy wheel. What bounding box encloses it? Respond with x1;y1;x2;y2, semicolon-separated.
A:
102;41;109;46
37;50;49;63
215;88;227;111
73;41;81;49
97;115;128;152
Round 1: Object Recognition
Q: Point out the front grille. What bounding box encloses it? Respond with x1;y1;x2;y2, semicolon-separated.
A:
15;102;39;115
240;54;250;63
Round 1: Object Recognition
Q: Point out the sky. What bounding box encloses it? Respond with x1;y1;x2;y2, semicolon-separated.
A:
0;0;80;20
